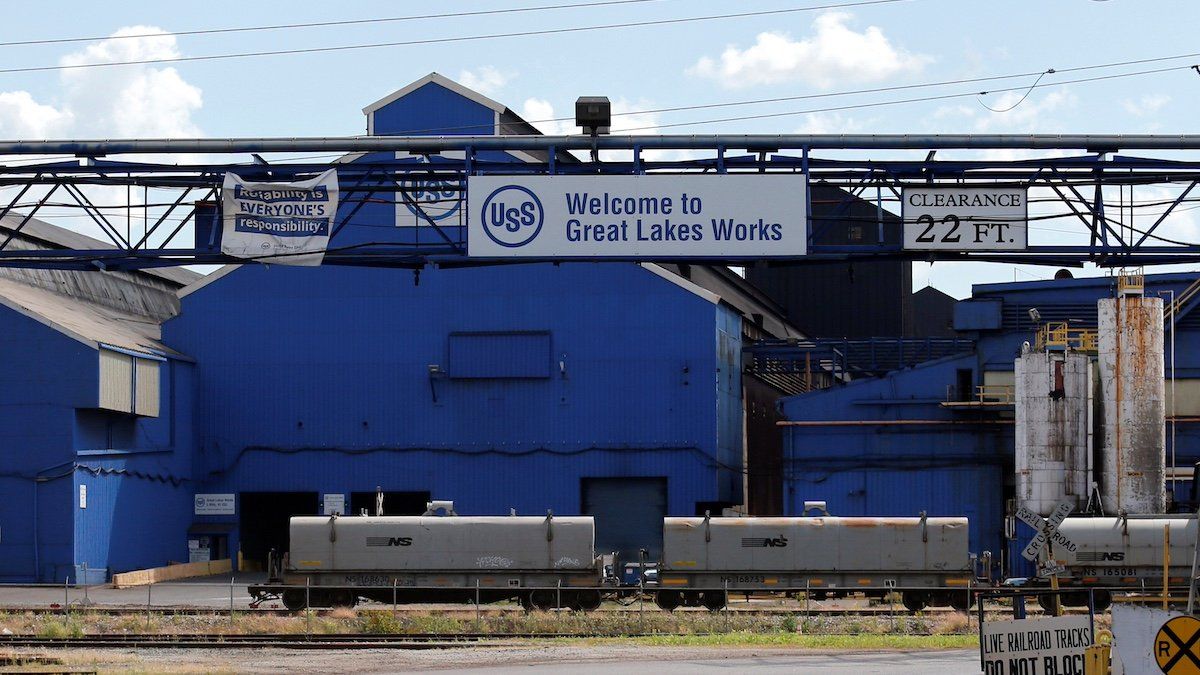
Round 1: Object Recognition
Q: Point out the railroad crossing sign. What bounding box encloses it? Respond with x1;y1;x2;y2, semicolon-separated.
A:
1018;501;1076;564
1155;615;1200;674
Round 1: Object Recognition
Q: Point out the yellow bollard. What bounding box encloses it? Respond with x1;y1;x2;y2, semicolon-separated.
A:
1084;629;1112;675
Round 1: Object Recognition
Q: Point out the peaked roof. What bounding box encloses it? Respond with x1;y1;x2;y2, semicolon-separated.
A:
0;275;182;356
363;72;509;117
0;215;200;287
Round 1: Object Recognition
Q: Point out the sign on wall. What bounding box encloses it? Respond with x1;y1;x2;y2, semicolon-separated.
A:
466;175;807;258
981;615;1093;675
194;494;236;515
903;186;1027;251
222;169;339;265
323;493;346;516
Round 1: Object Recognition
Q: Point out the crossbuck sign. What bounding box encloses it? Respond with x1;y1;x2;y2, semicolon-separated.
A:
1017;501;1077;568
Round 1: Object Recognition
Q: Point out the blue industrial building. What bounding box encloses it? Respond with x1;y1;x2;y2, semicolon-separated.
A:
779;272;1200;563
4;71;1199;584
0;74;801;582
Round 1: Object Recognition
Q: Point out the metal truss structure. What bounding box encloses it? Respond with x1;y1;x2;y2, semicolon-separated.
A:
4;134;1200;270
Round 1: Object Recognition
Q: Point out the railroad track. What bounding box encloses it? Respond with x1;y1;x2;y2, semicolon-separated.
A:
0;604;965;616
0;633;622;649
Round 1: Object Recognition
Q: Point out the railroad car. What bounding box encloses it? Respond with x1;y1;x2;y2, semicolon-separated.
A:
249;511;612;610
1022;515;1198;610
654;513;975;611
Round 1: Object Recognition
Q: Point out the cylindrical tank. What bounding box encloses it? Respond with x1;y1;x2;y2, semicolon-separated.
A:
1056;516;1195;570
288;515;596;572
1015;350;1092;515
1098;296;1166;513
660;516;970;572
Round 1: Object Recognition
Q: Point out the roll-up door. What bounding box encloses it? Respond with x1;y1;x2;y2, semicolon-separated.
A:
582;477;667;563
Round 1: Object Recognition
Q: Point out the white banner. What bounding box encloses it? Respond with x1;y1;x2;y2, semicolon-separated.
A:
903;186;1027;251
466;175;807;258
222;169;338;265
980;615;1092;675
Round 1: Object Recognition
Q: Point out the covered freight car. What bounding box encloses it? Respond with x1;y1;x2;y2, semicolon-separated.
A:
1034;515;1198;609
656;514;973;611
250;510;610;610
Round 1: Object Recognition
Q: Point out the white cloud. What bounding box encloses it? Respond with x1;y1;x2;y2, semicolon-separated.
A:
457;66;514;97
792;112;875;135
0;91;72;137
0;27;205;244
688;12;930;89
520;97;573;136
1121;93;1170;117
0;26;202;141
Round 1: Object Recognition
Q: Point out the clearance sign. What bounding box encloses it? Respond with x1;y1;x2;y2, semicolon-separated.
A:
466;175;807;258
903;186;1028;251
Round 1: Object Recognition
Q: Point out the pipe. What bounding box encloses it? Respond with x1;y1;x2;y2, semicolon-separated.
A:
2;134;1200;155
776;419;1015;426
777;417;1200;426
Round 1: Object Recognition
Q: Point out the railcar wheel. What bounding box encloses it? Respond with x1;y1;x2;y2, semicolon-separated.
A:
655;590;682;611
1091;590;1111;611
530;590;559;611
901;592;928;612
281;589;307;611
328;589;357;608
948;591;974;611
574;590;603;612
1036;594;1061;614
701;591;727;612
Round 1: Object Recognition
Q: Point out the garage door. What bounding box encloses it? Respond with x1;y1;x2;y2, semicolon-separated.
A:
581;477;667;563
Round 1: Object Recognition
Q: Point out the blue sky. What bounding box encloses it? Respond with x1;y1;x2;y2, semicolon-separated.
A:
1;0;1198;296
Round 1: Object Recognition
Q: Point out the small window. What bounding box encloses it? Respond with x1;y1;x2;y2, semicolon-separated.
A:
448;331;551;379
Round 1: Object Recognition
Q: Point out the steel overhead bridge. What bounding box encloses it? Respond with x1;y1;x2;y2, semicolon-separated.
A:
3;133;1200;270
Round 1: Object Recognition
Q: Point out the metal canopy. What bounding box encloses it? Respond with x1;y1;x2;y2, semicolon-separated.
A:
2;133;1200;270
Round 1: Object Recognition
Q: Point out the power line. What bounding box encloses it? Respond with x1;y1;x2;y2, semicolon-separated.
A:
619;62;1194;132
0;0;673;49
264;49;1200;143
0;0;912;75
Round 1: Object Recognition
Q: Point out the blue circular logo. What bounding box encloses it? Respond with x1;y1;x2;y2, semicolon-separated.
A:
401;177;461;222
479;185;543;248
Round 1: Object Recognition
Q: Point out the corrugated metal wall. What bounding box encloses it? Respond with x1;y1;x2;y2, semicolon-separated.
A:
98;350;133;412
780;353;1011;555
165;263;735;534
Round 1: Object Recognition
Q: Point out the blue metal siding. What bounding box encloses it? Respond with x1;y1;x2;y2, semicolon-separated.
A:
70;359;196;581
715;304;743;505
448;331;552;379
370;83;495;136
0;305;98;581
953;299;1002;331
780;353;1010;555
165;263;732;529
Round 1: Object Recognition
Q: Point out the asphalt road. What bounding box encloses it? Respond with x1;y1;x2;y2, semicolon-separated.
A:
10;646;982;673
448;650;981;674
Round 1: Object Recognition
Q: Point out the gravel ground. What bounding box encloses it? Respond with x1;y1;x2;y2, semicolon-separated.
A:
7;644;977;674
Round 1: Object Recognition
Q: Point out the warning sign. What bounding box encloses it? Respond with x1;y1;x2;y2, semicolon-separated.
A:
1156;615;1200;674
981;614;1093;674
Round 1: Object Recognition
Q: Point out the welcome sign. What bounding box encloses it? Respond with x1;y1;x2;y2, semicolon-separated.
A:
221;169;339;265
466;175;807;258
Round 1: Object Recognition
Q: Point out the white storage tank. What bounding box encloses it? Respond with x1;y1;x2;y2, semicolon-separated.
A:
1098;294;1166;513
1015;350;1092;515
